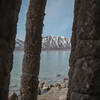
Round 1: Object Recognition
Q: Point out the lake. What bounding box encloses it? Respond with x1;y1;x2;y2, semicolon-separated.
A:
10;50;70;92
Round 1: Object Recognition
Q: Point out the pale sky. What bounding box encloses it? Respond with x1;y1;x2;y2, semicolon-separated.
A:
17;0;74;40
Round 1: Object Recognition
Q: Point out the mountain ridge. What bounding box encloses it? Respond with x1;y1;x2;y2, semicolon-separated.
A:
15;36;71;50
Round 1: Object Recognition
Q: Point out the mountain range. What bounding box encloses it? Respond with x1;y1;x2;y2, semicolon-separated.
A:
15;36;71;50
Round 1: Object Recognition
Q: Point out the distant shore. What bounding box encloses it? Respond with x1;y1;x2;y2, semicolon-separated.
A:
14;48;71;51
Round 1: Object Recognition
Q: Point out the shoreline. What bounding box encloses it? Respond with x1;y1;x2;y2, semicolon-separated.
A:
14;48;71;52
9;80;68;100
9;77;68;93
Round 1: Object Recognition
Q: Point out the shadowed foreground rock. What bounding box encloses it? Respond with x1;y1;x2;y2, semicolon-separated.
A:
8;92;18;100
67;0;100;100
20;0;47;100
0;0;21;100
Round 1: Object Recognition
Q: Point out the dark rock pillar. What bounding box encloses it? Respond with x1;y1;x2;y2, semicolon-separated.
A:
20;0;47;100
67;0;100;100
0;0;22;100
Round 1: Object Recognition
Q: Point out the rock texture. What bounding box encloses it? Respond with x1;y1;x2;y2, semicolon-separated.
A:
0;0;21;100
8;92;17;100
20;0;47;100
67;0;100;100
38;86;68;100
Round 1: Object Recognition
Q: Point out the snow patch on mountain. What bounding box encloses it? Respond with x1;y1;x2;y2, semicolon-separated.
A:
42;36;71;50
15;36;71;50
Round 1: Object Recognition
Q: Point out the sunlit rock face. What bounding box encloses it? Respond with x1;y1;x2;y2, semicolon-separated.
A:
15;36;71;50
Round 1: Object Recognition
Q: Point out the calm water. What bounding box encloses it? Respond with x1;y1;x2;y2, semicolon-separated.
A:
10;51;70;91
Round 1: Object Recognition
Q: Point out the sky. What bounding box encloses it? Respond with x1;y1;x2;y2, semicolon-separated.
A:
17;0;74;40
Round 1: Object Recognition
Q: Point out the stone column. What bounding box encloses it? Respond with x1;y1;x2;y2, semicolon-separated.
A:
67;0;100;100
0;0;22;100
20;0;47;100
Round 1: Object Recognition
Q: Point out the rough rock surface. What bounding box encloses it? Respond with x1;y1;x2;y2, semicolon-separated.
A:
8;92;18;100
67;0;100;100
19;0;47;100
38;87;68;100
0;0;22;99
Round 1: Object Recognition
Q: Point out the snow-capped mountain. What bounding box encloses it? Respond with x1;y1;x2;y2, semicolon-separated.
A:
42;36;71;50
15;36;71;50
15;39;24;50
